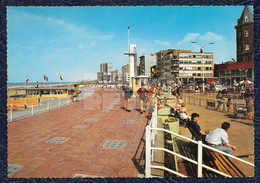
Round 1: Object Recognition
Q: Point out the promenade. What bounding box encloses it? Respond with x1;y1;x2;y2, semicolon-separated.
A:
7;88;254;178
8;87;148;178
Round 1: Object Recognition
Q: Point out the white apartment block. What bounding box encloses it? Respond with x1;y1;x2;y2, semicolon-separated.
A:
178;52;214;80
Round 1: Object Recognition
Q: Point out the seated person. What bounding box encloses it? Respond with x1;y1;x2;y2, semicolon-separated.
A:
179;103;190;120
174;99;183;111
205;122;237;161
187;113;207;139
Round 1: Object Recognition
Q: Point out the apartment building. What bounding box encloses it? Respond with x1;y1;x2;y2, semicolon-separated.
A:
138;54;156;77
121;64;130;84
178;52;214;84
97;63;113;83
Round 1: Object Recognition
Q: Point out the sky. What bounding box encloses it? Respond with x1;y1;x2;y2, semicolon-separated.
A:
7;6;253;83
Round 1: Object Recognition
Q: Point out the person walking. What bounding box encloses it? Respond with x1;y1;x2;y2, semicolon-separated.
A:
123;84;133;112
244;93;254;120
205;122;237;161
147;84;155;110
216;91;223;112
71;84;79;103
226;98;232;113
137;84;148;114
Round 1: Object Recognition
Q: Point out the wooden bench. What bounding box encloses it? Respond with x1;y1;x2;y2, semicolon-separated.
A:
206;99;216;110
186;124;245;177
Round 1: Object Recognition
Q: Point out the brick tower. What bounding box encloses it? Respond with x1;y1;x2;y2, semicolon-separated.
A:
235;6;254;62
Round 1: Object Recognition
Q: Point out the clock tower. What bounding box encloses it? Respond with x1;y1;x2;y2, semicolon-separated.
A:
235;6;254;62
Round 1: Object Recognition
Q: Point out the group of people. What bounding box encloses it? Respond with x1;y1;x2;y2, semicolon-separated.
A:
216;89;254;120
122;82;164;114
169;95;237;161
187;113;237;160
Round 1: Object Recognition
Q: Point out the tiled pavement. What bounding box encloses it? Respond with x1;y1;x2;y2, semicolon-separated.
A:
7;88;255;178
8;88;150;178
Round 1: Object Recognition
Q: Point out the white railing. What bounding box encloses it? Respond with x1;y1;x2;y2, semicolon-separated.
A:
145;126;254;178
7;90;94;122
148;100;157;162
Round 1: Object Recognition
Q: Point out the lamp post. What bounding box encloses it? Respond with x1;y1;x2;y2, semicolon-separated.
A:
191;41;214;93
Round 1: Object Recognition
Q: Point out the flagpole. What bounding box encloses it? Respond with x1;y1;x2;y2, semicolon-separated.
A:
128;21;130;52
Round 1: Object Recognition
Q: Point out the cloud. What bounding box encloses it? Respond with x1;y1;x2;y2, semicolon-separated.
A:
177;32;222;46
90;42;96;46
177;33;200;46
78;44;84;49
154;40;170;46
9;10;115;41
200;31;223;41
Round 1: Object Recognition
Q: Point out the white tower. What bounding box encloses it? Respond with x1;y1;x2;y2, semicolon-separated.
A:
124;44;137;87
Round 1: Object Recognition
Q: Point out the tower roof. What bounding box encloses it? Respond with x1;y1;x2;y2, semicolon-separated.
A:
237;6;253;26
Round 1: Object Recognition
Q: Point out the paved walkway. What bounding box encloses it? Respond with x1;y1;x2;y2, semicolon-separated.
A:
8;88;149;178
7;88;254;178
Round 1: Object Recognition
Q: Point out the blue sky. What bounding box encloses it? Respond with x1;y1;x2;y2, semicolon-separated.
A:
7;6;253;83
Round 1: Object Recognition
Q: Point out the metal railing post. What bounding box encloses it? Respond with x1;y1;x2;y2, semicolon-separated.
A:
10;109;13;122
31;105;34;116
47;102;49;111
68;97;70;104
145;125;151;178
197;141;203;177
59;99;61;107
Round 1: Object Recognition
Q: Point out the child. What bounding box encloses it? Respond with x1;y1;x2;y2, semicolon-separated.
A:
226;98;232;113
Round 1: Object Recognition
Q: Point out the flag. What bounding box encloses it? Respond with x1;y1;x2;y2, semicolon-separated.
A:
44;75;48;81
60;74;63;80
141;69;144;73
152;68;157;74
25;77;29;83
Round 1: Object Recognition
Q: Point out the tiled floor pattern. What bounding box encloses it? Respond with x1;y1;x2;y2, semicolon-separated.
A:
8;88;149;178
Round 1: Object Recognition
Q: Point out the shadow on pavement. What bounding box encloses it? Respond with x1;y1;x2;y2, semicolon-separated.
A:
229;119;254;126
131;128;146;175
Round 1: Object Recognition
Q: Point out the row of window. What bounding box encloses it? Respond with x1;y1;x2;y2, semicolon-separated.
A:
181;73;213;77
179;61;213;64
179;55;212;59
179;67;212;71
238;43;251;51
27;90;65;95
238;29;251;38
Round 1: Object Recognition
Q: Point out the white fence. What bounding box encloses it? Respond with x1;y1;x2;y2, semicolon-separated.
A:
145;109;254;178
8;90;94;122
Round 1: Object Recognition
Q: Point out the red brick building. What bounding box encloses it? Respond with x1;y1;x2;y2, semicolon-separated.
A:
217;6;254;85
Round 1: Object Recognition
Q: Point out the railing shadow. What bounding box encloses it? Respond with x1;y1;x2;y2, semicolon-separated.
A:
131;108;153;175
131;127;146;175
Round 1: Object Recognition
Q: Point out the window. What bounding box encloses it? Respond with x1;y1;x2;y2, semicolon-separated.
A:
244;29;249;37
193;73;196;76
238;31;242;38
244;43;250;51
244;16;248;22
243;56;249;62
198;73;201;76
238;45;241;52
198;67;201;70
193;55;196;58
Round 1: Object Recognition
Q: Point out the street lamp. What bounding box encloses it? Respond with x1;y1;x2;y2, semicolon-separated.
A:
191;41;214;93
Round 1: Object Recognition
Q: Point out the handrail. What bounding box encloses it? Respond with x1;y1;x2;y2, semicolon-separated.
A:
150;127;254;168
202;143;254;167
151;147;232;178
146;125;254;178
